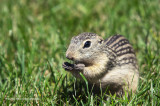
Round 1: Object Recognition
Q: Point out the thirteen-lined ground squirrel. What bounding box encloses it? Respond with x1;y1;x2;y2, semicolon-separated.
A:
62;32;139;96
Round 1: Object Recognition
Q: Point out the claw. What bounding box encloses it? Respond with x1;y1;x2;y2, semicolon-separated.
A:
62;61;85;72
62;62;74;71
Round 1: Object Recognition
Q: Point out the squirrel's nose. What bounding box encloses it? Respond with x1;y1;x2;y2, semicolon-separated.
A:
66;53;74;60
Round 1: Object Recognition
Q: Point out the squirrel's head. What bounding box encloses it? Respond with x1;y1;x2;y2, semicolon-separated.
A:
66;32;104;65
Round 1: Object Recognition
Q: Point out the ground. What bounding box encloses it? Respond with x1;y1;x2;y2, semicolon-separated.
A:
0;0;160;105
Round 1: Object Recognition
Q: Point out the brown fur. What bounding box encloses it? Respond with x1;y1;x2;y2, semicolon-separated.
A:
63;32;139;96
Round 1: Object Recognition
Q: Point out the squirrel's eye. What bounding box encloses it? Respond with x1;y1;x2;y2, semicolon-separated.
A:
83;41;91;48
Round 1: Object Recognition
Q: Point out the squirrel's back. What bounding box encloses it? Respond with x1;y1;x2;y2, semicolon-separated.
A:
103;35;138;70
98;35;139;94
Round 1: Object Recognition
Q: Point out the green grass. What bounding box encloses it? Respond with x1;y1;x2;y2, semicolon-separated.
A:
0;0;160;105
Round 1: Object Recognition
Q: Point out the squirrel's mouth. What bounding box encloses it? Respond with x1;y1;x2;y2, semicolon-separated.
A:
70;60;83;65
67;60;92;67
66;56;92;67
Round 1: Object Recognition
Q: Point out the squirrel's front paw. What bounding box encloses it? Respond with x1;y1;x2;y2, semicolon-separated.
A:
74;63;85;71
62;62;74;71
62;62;85;71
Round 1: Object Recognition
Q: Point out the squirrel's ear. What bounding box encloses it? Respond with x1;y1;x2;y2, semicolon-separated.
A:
71;36;76;43
97;36;104;44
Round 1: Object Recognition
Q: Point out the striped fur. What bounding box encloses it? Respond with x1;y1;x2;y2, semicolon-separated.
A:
104;35;138;69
